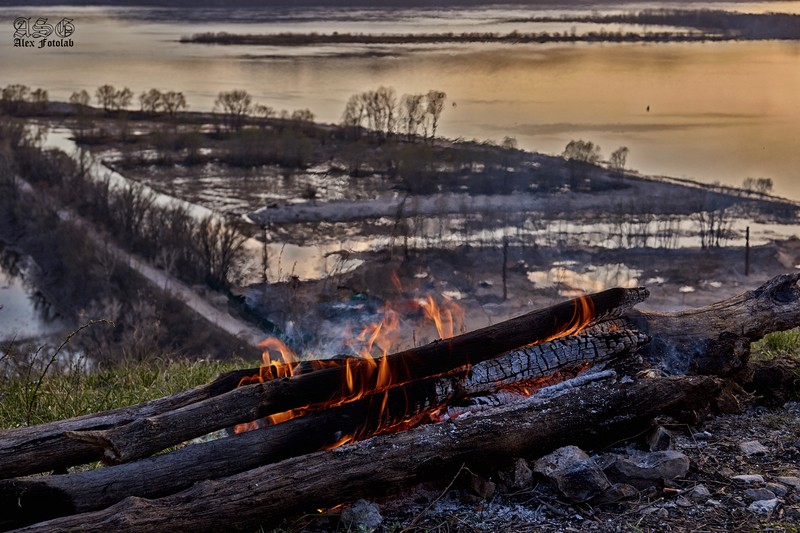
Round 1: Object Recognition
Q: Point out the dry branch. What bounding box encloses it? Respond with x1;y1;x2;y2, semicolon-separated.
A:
11;375;724;533
0;330;648;529
63;287;649;465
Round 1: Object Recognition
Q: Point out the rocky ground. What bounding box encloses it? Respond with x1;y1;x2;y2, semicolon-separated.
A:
277;392;800;533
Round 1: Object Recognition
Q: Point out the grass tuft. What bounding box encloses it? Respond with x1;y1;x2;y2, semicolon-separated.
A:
0;337;245;429
750;328;800;361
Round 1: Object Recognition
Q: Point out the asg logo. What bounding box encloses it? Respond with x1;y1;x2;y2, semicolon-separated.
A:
13;17;75;48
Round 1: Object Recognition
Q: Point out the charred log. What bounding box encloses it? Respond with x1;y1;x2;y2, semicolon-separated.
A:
9;376;724;533
628;273;800;375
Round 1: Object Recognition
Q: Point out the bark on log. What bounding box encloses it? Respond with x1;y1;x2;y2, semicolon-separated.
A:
11;375;724;533
65;287;649;465
628;273;800;375
0;367;257;479
0;330;648;529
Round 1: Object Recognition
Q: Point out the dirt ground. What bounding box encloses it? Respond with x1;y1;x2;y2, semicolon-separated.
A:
379;401;800;532
270;394;800;533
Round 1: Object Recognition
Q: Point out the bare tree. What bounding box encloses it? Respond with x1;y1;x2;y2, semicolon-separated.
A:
194;216;247;288
291;108;315;123
400;93;426;141
426;90;447;140
111;182;156;244
29;88;48;113
115;87;133;111
690;190;734;249
214;90;252;132
255;104;276;119
139;89;162;113
609;146;629;173
95;84;116;112
1;84;31;114
342;93;366;130
374;86;397;137
160;91;187;116
69;90;90;107
563;140;601;164
742;177;773;194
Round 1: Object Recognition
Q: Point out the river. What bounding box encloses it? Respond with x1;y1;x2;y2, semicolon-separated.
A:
2;2;799;197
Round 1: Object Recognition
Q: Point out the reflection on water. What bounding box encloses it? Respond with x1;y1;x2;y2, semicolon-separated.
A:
2;3;799;197
527;263;642;296
0;245;68;341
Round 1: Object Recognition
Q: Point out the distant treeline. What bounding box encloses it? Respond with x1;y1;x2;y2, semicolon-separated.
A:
511;9;800;40
183;9;800;46
184;30;728;47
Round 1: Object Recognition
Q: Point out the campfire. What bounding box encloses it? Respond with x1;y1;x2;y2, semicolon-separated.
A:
2;273;800;532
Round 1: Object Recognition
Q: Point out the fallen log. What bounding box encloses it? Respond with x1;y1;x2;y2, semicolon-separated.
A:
0;367;257;479
10;375;724;533
61;287;648;466
0;330;648;529
628;273;800;375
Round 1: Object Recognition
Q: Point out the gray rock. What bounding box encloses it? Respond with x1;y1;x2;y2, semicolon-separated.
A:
645;426;674;452
676;496;693;508
594;483;638;504
777;476;800;490
747;498;778;515
738;440;769;456
507;458;533;490
602;451;690;489
744;488;776;502
785;507;800;521
689;484;712;502
731;474;765;485
341;499;382;531
766;482;789;497
534;446;611;503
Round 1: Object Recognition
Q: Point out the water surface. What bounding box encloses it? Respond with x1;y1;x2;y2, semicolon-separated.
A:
2;2;798;197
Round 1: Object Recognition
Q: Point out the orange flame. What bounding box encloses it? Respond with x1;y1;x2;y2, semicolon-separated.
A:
543;294;595;343
420;295;465;339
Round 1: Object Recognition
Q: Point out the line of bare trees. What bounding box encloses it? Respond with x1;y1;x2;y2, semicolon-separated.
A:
342;86;447;141
212;89;315;133
0;84;49;115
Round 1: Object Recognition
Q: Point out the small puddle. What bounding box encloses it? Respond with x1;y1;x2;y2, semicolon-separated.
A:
527;263;642;296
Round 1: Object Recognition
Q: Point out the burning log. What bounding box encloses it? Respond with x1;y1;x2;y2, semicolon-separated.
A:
61;287;649;466
8;375;725;533
0;330;648;529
